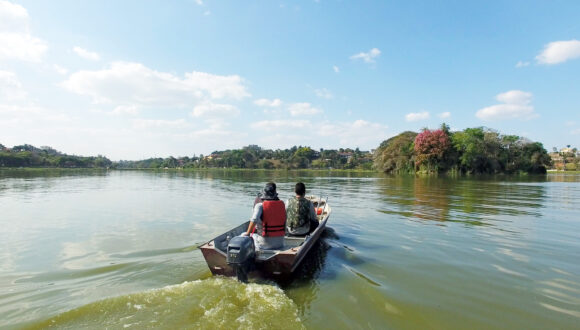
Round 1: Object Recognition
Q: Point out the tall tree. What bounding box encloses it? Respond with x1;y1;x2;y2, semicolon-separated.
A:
374;131;417;173
414;128;451;172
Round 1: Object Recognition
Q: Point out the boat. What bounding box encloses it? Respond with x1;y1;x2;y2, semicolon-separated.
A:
199;196;331;280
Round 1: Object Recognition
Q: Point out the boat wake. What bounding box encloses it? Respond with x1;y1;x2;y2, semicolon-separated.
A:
30;277;304;329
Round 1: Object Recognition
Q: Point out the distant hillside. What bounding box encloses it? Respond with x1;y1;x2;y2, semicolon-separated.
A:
0;144;112;168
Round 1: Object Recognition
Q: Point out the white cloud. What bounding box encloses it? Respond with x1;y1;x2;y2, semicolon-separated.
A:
571;128;580;135
0;33;47;62
251;120;311;130
253;119;387;150
0;1;47;62
495;90;532;105
194;0;203;5
333;65;340;73
73;46;100;61
111;105;139;115
53;64;68;75
319;119;388;146
405;111;430;122
536;40;580;65
0;0;28;32
0;70;26;101
438;111;451;119
314;88;333;99
475;104;534;120
132;118;188;130
254;98;282;107
61;61;250;106
515;61;530;68
192;101;240;118
186;127;238;139
203;10;211;16
476;90;537;121
0;104;71;125
289;102;322;116
350;48;381;63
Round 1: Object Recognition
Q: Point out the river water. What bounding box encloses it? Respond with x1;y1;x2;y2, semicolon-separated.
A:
0;169;579;329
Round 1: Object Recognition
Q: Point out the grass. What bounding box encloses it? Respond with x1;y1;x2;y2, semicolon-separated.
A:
547;170;580;174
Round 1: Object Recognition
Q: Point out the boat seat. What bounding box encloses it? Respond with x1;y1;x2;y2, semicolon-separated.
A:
282;236;306;249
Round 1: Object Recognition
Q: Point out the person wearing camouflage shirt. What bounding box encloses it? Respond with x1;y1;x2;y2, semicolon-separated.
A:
286;182;319;236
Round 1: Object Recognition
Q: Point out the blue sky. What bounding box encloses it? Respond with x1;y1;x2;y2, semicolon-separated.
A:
1;0;579;160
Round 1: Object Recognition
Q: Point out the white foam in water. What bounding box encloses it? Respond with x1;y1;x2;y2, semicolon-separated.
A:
34;277;305;329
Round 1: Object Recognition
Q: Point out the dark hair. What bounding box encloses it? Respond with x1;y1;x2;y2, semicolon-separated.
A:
266;182;276;192
295;182;306;196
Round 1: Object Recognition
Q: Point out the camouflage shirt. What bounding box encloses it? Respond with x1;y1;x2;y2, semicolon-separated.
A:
286;196;316;235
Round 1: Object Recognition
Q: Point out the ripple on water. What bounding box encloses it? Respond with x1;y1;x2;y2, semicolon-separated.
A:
537;277;580;319
29;277;304;329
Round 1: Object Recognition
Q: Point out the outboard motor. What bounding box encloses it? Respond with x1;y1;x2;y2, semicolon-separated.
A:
226;236;256;282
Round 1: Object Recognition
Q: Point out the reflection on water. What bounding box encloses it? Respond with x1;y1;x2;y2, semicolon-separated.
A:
379;175;547;226
1;170;579;328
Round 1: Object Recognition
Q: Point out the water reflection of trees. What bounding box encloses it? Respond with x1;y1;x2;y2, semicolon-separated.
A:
0;169;110;194
379;176;547;225
0;168;109;179
547;173;580;183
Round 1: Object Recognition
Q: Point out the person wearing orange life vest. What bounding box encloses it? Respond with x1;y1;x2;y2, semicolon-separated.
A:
241;182;286;250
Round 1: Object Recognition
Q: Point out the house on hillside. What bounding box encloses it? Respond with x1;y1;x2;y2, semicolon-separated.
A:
549;152;563;163
339;152;353;159
205;153;222;161
550;147;579;170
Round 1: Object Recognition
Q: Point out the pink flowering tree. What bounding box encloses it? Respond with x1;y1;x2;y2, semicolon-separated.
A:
414;129;451;172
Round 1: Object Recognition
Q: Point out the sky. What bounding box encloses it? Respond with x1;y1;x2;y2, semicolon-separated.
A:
1;0;579;160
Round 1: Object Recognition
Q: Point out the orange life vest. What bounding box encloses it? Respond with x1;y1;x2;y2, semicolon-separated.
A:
261;200;286;237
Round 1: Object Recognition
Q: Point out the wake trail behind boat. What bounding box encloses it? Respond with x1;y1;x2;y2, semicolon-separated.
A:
27;277;304;330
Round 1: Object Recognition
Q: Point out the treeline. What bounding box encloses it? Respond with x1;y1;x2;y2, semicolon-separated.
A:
116;145;374;170
0;144;112;168
374;124;552;174
3;124;554;174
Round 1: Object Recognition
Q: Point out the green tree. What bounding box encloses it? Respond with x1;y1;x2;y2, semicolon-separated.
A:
257;159;274;169
374;131;417;173
500;135;521;173
521;142;551;173
451;127;487;173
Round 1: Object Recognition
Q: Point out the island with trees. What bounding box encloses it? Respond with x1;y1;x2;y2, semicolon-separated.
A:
2;124;574;174
374;124;554;174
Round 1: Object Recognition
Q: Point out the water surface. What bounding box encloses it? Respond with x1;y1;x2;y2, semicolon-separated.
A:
1;170;579;329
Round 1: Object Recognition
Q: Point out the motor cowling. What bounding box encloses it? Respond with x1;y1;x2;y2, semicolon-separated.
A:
227;236;255;282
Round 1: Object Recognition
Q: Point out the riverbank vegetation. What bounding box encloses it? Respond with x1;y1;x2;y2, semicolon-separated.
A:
116;145;374;170
374;124;553;174
2;124;570;174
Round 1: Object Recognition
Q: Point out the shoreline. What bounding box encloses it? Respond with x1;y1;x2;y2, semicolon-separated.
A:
3;167;578;175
